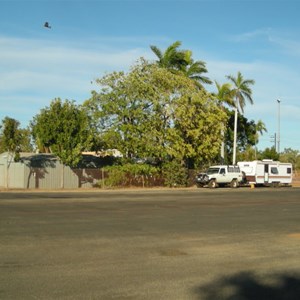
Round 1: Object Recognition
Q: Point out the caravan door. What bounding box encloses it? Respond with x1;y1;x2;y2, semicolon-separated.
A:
264;163;269;184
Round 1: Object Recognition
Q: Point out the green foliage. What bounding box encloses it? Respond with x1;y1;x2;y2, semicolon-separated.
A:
0;117;22;153
85;59;226;169
214;81;235;107
14;151;21;162
226;71;255;113
31;98;93;167
102;163;159;188
102;166;127;188
224;110;256;162
161;159;188;187
150;41;212;87
258;147;280;161
169;91;227;167
237;146;257;162
280;148;300;171
150;41;187;71
0;117;32;154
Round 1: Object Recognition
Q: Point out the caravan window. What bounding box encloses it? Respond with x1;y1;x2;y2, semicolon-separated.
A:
287;168;292;174
271;167;279;174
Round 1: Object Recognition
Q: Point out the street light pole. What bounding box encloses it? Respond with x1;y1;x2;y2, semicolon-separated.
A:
232;106;238;165
277;99;281;153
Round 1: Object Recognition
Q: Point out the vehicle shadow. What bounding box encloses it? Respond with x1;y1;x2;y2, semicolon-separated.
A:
194;271;300;300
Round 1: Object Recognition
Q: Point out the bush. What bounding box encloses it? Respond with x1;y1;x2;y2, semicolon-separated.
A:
161;160;188;187
101;163;160;188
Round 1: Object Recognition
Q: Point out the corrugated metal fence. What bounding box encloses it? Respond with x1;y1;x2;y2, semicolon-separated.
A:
0;153;197;189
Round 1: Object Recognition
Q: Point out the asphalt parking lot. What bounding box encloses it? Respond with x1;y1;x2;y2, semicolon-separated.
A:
1;187;300;299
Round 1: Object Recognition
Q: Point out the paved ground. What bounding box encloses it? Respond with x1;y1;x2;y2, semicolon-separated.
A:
1;187;300;299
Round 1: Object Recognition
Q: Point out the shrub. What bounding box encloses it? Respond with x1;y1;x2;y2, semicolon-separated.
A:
101;163;159;188
161;160;188;187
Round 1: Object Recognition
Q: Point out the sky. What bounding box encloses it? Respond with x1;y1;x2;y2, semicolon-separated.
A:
1;0;300;152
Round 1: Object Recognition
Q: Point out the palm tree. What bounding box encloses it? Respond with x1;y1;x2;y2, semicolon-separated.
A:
226;71;255;164
214;81;235;107
214;82;235;163
256;119;267;135
180;50;212;88
254;119;267;159
150;42;212;87
150;41;187;71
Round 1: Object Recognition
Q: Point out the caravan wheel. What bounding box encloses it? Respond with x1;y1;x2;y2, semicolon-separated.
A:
271;182;280;188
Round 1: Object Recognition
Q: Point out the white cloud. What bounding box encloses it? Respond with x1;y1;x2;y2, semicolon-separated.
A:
269;36;300;57
0;35;158;127
228;28;273;43
227;28;300;59
0;35;153;97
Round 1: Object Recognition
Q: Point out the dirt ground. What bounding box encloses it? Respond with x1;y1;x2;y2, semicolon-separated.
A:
1;188;300;299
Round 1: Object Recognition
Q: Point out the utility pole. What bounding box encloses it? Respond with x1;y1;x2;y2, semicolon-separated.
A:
277;99;281;153
270;133;277;150
232;106;238;165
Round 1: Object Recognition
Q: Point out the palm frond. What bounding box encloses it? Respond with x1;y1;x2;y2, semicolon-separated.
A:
150;45;163;62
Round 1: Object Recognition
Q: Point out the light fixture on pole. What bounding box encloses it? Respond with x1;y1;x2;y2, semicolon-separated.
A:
277;99;281;153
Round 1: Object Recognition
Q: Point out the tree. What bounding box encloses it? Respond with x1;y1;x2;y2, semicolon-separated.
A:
85;59;227;169
179;51;212;88
280;148;300;172
214;81;235;163
226;71;255;164
254;119;267;159
237;145;257;161
0;117;22;154
0;117;33;188
31;98;92;167
0;117;32;155
259;147;280;161
150;41;187;71
224;110;257;164
150;41;212;88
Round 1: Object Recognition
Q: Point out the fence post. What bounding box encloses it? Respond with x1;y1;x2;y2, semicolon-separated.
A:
101;168;105;189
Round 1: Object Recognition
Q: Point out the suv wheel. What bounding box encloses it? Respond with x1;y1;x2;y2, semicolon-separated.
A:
208;179;217;189
230;179;239;188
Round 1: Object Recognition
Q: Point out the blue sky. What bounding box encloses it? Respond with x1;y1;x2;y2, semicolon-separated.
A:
1;0;300;152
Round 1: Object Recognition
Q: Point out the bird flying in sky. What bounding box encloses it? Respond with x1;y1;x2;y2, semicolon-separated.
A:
44;22;51;29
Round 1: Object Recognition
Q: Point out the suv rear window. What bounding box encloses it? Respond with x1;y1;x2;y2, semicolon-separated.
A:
228;166;240;172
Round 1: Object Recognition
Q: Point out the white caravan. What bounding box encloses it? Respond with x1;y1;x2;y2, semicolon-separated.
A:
237;160;293;187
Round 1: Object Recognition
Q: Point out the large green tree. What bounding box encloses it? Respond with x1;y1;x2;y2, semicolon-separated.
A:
31;98;92;167
226;71;255;164
85;59;226;168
